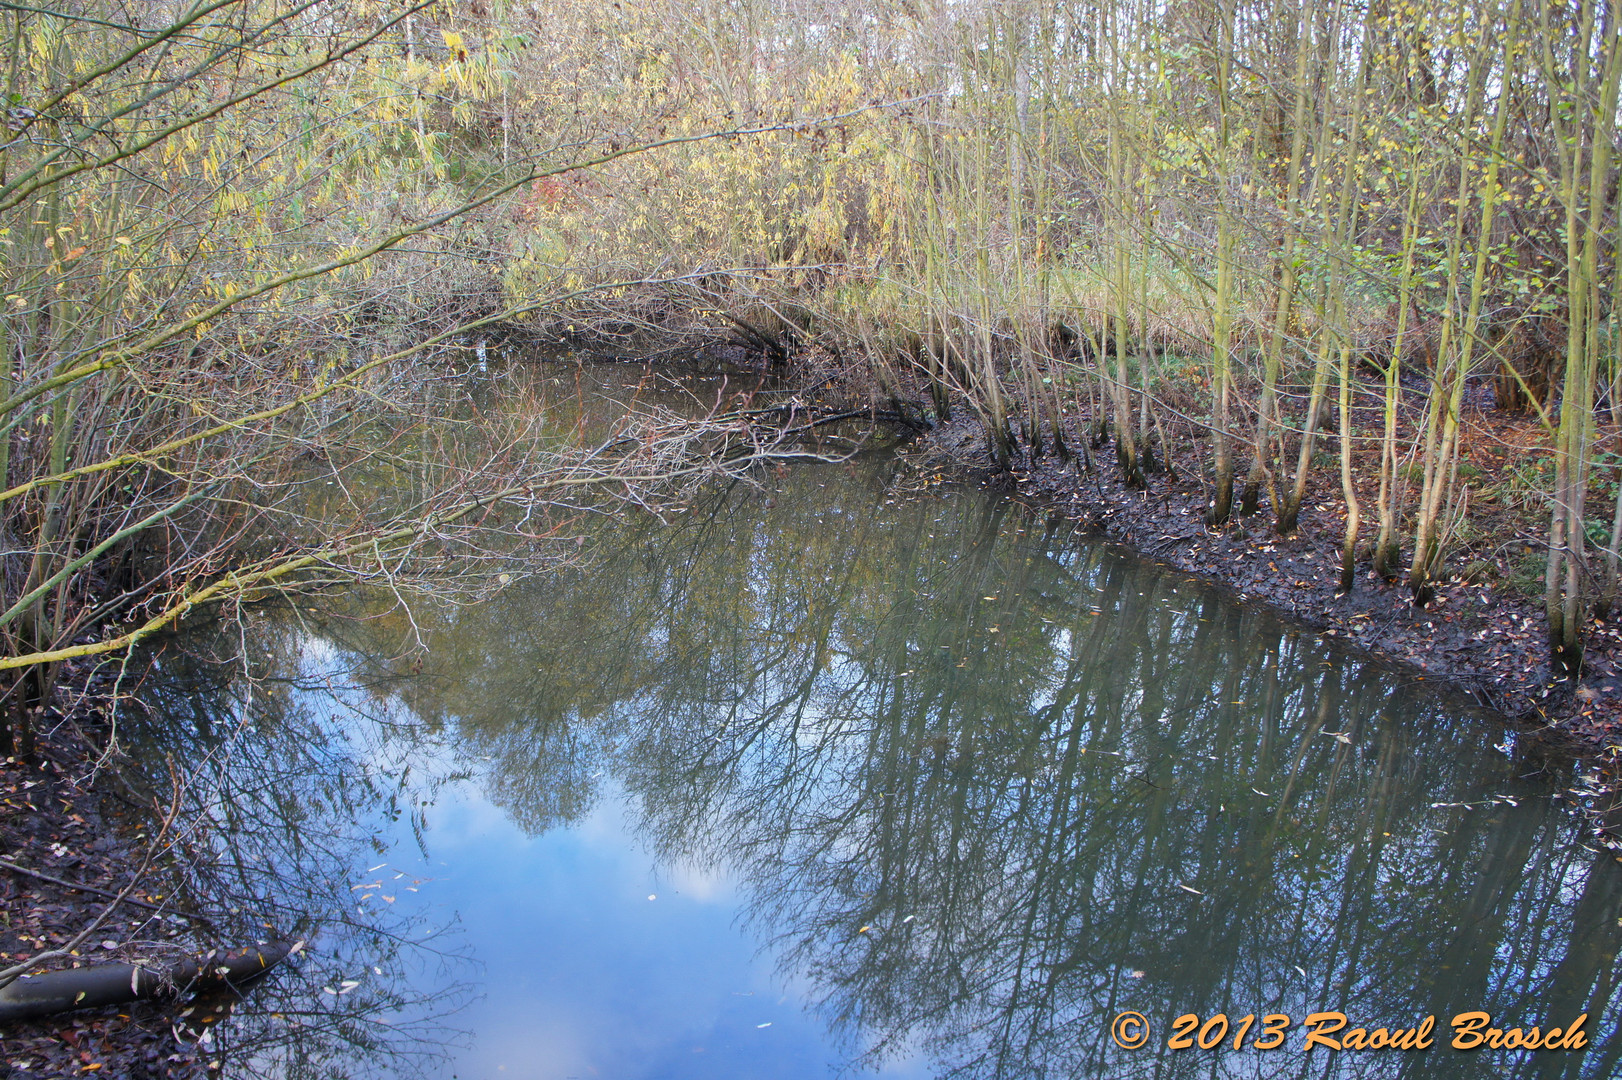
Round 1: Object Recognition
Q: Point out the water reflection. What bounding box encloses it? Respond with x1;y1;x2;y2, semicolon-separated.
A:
136;450;1622;1079
126;635;479;1076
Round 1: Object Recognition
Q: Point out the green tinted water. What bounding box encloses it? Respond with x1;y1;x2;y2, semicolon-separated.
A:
130;364;1621;1080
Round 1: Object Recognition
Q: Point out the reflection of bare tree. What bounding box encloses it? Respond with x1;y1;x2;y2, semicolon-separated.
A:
123;631;478;1079
155;457;1622;1079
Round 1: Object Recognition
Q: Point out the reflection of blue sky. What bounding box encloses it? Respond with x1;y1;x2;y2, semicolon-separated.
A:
280;630;928;1079
380;772;931;1080
251;473;1613;1080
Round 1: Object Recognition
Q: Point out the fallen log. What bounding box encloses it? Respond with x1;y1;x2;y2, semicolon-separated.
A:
0;942;292;1024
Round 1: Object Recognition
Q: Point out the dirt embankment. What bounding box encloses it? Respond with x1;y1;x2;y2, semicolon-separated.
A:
0;681;212;1080
916;411;1622;760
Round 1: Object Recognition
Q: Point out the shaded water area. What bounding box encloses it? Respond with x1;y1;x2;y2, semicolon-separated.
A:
120;364;1622;1079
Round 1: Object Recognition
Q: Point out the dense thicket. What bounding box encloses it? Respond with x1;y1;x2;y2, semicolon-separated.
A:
0;0;837;752
466;0;1620;673
0;0;1617;741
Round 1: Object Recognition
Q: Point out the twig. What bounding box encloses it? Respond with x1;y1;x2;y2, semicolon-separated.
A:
0;763;186;990
0;856;168;915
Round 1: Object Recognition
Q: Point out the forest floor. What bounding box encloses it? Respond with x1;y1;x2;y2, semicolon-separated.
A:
0;678;212;1079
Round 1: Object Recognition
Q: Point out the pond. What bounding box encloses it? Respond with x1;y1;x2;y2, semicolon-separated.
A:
125;363;1622;1080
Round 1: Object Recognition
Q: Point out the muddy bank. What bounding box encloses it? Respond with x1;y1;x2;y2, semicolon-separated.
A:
914;415;1622;759
0;679;213;1079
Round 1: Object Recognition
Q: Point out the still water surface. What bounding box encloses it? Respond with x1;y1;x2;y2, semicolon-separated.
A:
128;367;1622;1080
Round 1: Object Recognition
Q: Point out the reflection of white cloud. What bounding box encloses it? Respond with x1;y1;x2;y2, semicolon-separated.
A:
424;780;521;848
573;782;632;843
269;634;932;1078
663;859;732;903
293;629;341;670
464;1014;595;1079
